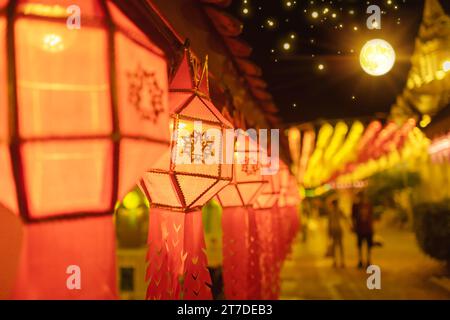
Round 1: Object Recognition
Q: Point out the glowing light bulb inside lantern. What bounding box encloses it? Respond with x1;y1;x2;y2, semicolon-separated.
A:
42;33;64;52
359;39;396;76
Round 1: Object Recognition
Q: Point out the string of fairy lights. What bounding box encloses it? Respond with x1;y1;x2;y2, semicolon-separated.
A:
239;0;407;68
234;0;410;111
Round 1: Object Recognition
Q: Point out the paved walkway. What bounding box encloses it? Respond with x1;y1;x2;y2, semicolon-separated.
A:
280;219;450;300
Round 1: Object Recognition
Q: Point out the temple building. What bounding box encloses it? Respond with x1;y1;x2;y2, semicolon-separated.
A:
390;0;450;123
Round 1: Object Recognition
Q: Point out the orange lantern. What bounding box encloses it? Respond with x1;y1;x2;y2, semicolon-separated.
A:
140;48;233;300
259;160;295;300
275;161;290;261
246;155;281;300
277;163;300;261
0;0;170;299
140;48;233;212
216;130;266;300
369;122;398;159
356;121;382;162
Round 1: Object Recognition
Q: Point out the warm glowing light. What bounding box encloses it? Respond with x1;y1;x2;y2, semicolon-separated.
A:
429;136;450;155
22;4;67;17
443;60;450;72
242;8;249;15
311;11;319;19
419;114;431;128
283;42;291;50
42;33;64;52
360;39;396;76
318;64;324;70
122;190;142;210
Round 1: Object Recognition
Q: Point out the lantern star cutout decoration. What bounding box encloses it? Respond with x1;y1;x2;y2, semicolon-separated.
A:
0;0;170;299
127;64;165;123
140;47;234;300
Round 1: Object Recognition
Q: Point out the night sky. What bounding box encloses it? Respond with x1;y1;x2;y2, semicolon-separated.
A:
227;0;450;124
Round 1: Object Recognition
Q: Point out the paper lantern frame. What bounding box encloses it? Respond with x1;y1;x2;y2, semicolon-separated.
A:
0;0;170;222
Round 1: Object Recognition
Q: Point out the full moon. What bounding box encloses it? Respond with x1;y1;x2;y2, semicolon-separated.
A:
360;39;396;76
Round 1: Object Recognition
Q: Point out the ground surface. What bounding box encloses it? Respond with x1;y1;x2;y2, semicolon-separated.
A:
280;219;450;300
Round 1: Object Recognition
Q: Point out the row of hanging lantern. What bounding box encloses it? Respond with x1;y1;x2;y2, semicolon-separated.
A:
216;126;266;300
289;118;419;190
0;0;301;300
337;127;430;185
139;49;301;300
139;48;234;300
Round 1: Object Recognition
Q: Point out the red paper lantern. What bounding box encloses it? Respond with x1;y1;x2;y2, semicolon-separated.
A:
356;121;382;163
140;48;233;300
140;48;233;212
275;161;290;259
0;0;170;299
244;155;280;300
216;131;266;300
0;0;170;221
277;163;300;260
369;122;398;159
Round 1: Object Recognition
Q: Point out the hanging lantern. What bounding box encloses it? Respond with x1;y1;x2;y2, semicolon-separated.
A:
140;48;234;300
276;161;291;261
140;48;233;211
356;121;382;163
0;0;170;299
277;164;300;259
0;0;170;220
263;160;297;300
246;154;281;300
216;128;266;300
